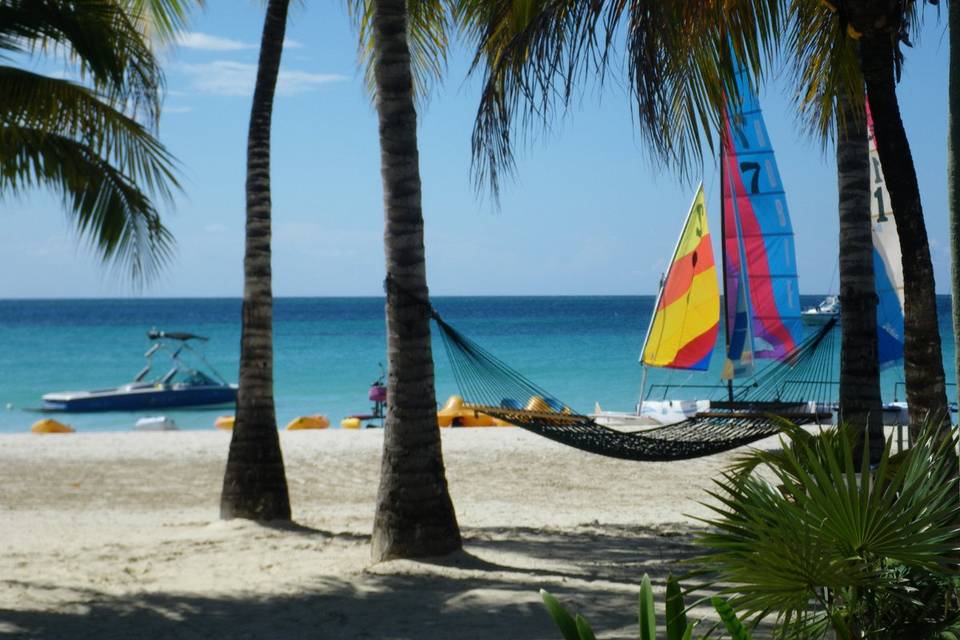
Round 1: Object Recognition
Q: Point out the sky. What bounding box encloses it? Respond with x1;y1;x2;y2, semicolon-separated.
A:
0;2;953;298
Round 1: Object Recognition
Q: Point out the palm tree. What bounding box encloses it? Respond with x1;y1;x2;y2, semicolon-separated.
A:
220;0;292;521
835;93;883;461
362;0;462;561
0;0;182;283
784;3;885;457
838;1;949;432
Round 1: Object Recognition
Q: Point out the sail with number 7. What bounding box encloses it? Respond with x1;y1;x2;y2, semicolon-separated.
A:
719;60;804;379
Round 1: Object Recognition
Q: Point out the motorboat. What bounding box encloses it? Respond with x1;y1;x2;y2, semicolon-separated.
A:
42;329;237;412
801;295;840;325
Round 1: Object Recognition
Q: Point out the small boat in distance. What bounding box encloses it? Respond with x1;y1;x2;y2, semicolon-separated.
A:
42;330;237;412
801;295;840;325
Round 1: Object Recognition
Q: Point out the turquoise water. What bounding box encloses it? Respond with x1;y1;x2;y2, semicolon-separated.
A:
0;296;954;433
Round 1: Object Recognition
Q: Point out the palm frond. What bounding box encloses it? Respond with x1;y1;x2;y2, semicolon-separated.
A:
124;0;202;44
464;0;790;200
694;425;960;635
0;123;176;284
0;66;178;201
785;0;864;145
346;0;455;105
0;0;164;126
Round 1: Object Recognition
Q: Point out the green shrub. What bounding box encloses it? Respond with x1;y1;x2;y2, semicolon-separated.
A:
540;573;750;639
695;424;960;639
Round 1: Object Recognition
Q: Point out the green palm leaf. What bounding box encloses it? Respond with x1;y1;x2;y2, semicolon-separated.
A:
540;589;581;640
0;122;174;283
347;0;455;104
0;0;190;282
695;425;960;637
462;0;789;198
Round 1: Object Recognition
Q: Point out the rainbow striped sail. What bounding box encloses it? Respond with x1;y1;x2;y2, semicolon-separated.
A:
720;62;803;379
641;186;720;370
867;103;905;366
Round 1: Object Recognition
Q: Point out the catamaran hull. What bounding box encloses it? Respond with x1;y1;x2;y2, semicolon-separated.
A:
42;385;238;412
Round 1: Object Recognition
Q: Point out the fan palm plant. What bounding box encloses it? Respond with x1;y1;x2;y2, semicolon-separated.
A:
0;0;187;283
349;0;462;560
698;425;960;638
219;0;292;522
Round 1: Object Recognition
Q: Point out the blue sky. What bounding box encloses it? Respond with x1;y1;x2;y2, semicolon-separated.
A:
0;2;952;298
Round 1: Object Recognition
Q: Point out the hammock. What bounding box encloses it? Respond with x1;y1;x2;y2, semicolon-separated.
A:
431;309;839;462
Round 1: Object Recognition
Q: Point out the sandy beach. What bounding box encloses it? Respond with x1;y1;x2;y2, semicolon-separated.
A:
0;428;770;639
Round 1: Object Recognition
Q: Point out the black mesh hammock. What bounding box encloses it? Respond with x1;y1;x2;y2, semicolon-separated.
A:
431;309;837;461
388;277;839;462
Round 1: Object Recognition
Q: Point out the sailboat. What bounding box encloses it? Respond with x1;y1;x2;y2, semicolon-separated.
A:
596;59;811;427
604;96;922;429
801;295;840;325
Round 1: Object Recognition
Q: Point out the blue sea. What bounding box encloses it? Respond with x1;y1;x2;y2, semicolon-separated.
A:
0;296;954;433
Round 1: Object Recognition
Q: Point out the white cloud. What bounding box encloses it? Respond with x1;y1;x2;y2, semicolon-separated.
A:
174;32;304;52
176;32;255;51
178;61;346;97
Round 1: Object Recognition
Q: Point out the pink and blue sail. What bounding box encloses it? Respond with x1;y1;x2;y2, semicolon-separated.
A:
720;60;804;378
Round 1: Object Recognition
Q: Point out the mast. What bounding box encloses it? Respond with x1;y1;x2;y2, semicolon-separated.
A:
720;145;734;402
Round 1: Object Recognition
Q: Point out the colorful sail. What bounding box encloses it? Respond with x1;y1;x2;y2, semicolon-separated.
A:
720;61;803;374
641;186;720;370
867;103;905;366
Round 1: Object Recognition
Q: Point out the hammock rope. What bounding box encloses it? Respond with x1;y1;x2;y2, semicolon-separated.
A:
385;274;838;462
432;311;836;461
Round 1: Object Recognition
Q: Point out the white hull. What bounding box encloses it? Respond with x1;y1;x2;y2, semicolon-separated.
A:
594;400;941;429
593;400;710;428
134;416;179;431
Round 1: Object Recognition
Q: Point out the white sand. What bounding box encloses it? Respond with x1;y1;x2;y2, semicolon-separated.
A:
0;428;769;639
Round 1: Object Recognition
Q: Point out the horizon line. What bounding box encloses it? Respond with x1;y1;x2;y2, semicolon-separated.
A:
0;292;926;302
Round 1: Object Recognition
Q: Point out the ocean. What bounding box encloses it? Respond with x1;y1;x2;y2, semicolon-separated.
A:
0;296;954;433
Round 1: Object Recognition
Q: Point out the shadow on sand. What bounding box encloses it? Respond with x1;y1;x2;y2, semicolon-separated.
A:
0;523;723;640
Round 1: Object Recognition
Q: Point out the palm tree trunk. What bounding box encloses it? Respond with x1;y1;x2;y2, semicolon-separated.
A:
369;0;461;561
856;28;949;435
220;0;291;521
836;91;883;463
950;0;960;417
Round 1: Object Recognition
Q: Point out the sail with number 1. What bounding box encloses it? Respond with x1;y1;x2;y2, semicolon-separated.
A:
867;103;905;366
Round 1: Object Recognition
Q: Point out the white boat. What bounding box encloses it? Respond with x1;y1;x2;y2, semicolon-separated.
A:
801;295;840;325
133;416;179;431
42;330;237;412
593;400;708;428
